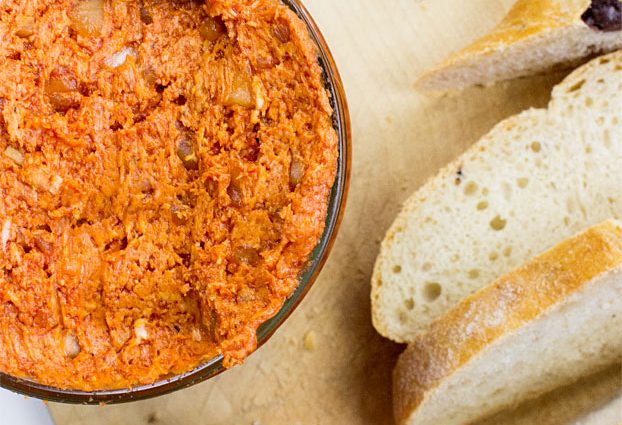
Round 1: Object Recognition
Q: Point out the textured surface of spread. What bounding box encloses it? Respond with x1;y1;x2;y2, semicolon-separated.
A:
0;0;337;390
50;2;620;424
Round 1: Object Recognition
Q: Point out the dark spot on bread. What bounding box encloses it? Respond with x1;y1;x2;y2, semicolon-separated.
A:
455;168;464;185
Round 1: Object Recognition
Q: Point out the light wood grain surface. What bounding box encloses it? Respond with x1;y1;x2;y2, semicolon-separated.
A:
50;1;617;424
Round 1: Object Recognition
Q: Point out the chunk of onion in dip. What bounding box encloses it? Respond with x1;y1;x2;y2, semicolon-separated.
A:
69;0;105;37
1;219;11;252
64;334;81;358
134;319;149;342
104;47;137;69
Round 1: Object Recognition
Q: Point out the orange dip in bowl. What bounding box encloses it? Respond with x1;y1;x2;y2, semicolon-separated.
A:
0;0;337;391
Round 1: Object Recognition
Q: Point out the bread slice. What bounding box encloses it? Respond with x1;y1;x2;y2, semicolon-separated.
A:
416;0;622;92
393;220;622;425
372;50;622;343
478;364;622;425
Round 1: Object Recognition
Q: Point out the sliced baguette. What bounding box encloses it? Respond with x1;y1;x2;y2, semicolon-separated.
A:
372;50;622;343
393;220;622;425
416;0;622;92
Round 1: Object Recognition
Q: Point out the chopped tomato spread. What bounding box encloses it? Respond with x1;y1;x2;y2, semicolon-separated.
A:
0;0;337;390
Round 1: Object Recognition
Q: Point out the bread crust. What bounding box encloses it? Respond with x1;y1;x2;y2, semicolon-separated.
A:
415;0;602;91
448;0;585;54
393;220;622;424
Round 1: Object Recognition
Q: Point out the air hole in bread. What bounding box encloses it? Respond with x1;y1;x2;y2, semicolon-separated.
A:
477;200;489;211
393;265;402;274
585;97;594;107
489;252;499;262
405;298;415;311
490;215;507;231
530;142;542;153
468;269;480;279
517;178;529;189
564;216;571;226
586;145;593;154
464;181;478;196
503;246;512;257
567;79;586;92
422;262;432;272
423;282;442;302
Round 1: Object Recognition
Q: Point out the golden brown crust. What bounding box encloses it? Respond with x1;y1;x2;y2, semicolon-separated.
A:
416;0;589;88
393;220;622;424
459;0;584;54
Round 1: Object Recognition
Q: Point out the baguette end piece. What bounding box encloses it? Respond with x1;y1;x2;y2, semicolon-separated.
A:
415;0;622;92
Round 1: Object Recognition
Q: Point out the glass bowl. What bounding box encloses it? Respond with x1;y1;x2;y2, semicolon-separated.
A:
0;0;351;405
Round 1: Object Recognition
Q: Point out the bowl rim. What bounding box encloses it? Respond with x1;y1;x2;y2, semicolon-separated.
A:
0;0;351;405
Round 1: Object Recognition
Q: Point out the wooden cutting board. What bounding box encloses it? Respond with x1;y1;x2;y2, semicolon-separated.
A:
49;1;619;424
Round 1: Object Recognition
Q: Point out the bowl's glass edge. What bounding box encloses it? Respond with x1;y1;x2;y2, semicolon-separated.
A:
0;0;351;404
